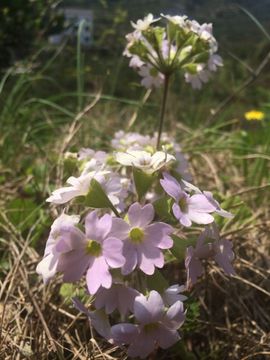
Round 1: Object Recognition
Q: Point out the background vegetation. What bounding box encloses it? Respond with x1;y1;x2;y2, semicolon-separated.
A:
0;0;270;359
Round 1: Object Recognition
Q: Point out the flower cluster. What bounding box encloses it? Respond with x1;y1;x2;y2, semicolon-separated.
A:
36;13;233;358
37;129;235;358
124;13;223;89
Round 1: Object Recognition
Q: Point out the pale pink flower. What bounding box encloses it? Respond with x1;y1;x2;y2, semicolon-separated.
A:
185;225;235;285
110;202;173;275
56;211;125;294
138;65;164;89
111;290;185;359
36;213;79;283
160;173;216;227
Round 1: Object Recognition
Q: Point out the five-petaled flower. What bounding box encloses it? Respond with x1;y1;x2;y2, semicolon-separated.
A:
115;150;175;174
54;211;125;294
110;202;173;275
185;224;235;285
160;172;217;227
111;290;185;359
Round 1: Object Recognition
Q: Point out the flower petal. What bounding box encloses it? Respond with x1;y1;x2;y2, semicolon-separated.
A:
164;301;185;330
122;241;138;275
86;257;112;294
187;210;214;225
145;223;173;249
128;202;154;227
138;243;164;275
134;291;164;324
189;194;216;212
54;226;85;253
111;323;139;345
110;218;130;240
103;237;125;268
128;331;156;358
157;326;180;349
58;250;90;282
160;172;181;201
36;253;58;283
85;211;112;241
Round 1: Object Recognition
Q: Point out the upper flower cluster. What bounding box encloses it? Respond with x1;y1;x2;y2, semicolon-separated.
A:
124;13;222;89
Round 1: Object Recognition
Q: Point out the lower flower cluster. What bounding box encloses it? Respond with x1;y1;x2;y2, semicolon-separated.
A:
37;131;235;358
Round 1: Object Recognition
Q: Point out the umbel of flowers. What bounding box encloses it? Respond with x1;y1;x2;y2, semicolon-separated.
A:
37;14;234;359
124;13;222;90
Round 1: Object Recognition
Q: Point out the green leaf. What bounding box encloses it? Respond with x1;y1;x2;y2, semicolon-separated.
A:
153;196;176;223
84;178;119;216
133;168;156;200
146;269;168;293
171;234;196;261
60;283;75;299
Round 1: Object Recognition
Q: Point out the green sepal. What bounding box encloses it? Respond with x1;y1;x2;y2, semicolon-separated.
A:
146;269;168;293
175;28;190;47
170;234;196;261
166;21;179;42
178;46;193;65
133;168;156;200
84;178;119;216
142;26;164;53
128;40;149;61
192;50;210;64
182;63;198;74
153;196;176;223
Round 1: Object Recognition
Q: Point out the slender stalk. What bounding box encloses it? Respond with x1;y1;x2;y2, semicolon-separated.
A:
156;74;170;150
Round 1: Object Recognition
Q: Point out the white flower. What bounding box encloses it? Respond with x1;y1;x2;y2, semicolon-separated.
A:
138;65;164;89
184;65;210;90
162;14;188;27
46;171;109;204
188;20;213;41
131;13;159;32
115;150;175;174
129;55;145;69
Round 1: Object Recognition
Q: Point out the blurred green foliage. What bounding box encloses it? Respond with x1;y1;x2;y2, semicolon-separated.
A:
0;0;63;68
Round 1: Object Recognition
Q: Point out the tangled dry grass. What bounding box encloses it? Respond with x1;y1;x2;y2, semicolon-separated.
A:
0;103;270;360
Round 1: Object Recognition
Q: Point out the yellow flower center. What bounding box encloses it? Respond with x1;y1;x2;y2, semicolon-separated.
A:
129;227;145;244
85;239;102;257
144;323;159;332
179;197;188;213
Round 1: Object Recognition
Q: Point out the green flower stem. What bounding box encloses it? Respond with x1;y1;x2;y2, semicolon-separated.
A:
156;74;170;150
